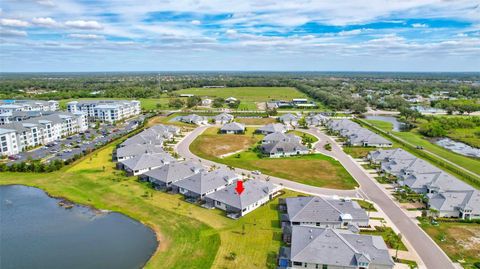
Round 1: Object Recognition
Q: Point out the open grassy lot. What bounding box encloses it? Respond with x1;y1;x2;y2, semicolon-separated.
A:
364;119;480;176
176;87;309;110
419;219;480;268
0;139;302;269
191;127;262;157
235;117;277;125
147;114;196;129
190;128;357;189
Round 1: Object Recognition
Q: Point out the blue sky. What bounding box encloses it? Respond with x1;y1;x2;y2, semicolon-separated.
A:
0;0;479;72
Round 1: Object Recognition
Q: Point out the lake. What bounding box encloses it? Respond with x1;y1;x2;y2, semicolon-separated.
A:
0;185;158;269
365;115;406;131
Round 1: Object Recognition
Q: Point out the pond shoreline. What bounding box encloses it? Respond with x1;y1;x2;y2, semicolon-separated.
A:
0;183;162;269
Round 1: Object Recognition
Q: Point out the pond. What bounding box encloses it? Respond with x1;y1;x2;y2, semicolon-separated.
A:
435;138;480;158
364;115;406;131
0;185;158;269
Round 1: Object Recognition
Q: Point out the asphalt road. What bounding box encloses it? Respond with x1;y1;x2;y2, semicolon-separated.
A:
174;125;359;197
305;127;455;269
176;124;456;269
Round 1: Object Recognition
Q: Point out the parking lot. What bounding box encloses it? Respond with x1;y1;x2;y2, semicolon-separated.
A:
7;115;146;165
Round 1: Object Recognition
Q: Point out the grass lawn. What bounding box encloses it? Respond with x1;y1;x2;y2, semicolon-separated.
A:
0;139;302;269
419;219;480;268
363;119;480;182
354;199;377;212
191;127;262;157
448;127;480;149
176;87;309;110
360;226;407;251
235;117;277;125
343;146;377;158
288;130;319;143
190;128;358;189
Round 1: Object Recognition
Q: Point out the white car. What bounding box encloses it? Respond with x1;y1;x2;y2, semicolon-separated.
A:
252;170;262;175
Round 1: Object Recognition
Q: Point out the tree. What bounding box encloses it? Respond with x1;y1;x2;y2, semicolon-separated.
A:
168;98;185;109
418;121;447;137
351;99;367;114
186;96;202;108
155;103;162;109
399;106;422;122
298;117;307;128
227;100;241;109
212;97;224;108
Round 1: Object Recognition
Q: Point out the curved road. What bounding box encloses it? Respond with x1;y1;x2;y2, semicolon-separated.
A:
175;125;359;197
304;127;455;269
175;125;455;269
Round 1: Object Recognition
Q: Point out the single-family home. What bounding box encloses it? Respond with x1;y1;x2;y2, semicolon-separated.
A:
280;196;369;231
428;190;480;219
140;161;204;190
277;226;394;269
214;113;234;124
305;113;328;126
201;98;212;106
278;113;299;126
117;152;176;176
256;123;289;134
204;179;282;218
260;141;308;158
225;97;238;104
262;132;301;144
173;114;208;125
172;168;238;201
220;122;245;134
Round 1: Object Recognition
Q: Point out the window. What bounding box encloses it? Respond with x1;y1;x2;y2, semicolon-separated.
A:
322;265;328;269
293;262;302;266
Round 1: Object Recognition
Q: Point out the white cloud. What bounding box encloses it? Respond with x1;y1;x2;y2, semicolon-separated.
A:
32;17;58;27
0;18;30;27
412;23;428;28
36;0;55;7
0;29;28;37
338;29;365;36
65;20;103;30
68;33;105;40
191;20;201;25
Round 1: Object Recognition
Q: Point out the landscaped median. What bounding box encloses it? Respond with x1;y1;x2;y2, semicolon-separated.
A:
190;127;358;190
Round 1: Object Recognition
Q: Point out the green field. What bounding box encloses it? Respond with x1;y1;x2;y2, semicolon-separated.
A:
0;139;304;269
419;219;480;268
288;130;319;143
364;119;480;176
190;127;358;189
176;87;309;110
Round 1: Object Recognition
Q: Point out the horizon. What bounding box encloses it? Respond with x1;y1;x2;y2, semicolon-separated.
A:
1;0;480;72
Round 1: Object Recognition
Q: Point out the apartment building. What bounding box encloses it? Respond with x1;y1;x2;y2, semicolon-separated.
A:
0;100;59;113
67;100;141;123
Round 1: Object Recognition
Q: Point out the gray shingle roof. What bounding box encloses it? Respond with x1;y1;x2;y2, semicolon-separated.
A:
214;113;234;122
120;153;175;171
285;196;369;223
205;179;280;210
143;161;203;184
256;123;289;134
261;141;308;155
262;132;301;144
173;168;238;195
116;144;165;159
221;122;245;132
289;226;394;267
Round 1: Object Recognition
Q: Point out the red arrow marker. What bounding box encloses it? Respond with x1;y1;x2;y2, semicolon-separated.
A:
235;180;245;195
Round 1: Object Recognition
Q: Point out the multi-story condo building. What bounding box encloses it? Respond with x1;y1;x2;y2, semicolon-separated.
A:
0;100;59;113
67;100;141;123
0;128;20;156
0;112;88;156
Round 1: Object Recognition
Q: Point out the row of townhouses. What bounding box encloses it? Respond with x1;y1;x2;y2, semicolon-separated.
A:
0;100;59;114
113;124;282;219
368;148;480;219
67;100;141;123
277;196;394;269
326;119;393;147
259;130;309;158
0;111;88;156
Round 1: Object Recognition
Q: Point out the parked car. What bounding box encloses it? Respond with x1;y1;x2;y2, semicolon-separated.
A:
252;170;262;175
